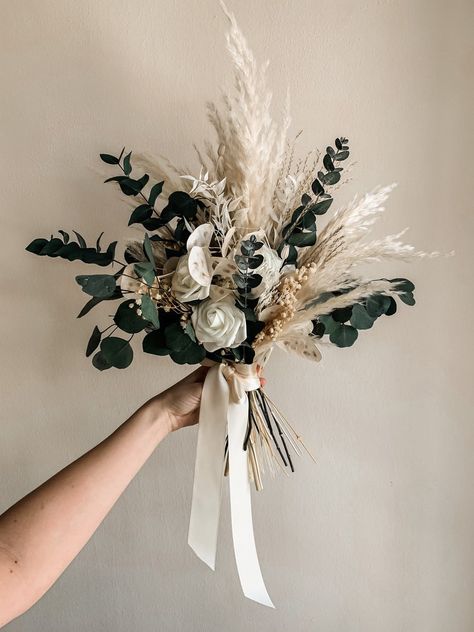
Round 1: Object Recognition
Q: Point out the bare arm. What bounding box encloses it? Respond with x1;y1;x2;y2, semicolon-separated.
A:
0;367;208;628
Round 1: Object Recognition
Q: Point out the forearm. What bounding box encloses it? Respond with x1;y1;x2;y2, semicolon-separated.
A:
0;402;169;626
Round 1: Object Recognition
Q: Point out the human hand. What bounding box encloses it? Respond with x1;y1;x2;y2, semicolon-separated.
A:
142;366;208;434
142;365;266;434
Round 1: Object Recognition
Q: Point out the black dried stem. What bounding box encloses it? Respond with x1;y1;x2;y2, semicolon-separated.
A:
255;389;288;468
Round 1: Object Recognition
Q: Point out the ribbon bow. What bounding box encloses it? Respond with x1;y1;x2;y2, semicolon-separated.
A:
188;363;274;607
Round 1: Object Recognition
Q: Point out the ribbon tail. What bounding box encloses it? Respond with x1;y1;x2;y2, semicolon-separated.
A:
228;395;275;608
188;365;229;570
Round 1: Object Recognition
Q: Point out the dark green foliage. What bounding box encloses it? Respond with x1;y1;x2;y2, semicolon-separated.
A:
245;320;265;344
26;232;117;267
86;326;101;357
101;149;168;231
366;294;391;318
77;288;122;318
148;181;164;206
142;319;206;365
105;174;150;196
100;153;120;165
140;294;160;328
165;191;198;219
350;304;375;330
143;329;170;356
391;278;415;306
329;324;358;347
318;314;339;335
332;306;353;323
92;351;112;371
123;151;132;175
93;336;133;370
75;274;117;298
313;279;415;348
279;137;350;265
234;236;266;314
128;204;153;226
134;261;155;285
113;300;149;334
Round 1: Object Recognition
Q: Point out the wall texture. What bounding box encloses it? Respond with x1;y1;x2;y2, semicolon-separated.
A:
1;1;472;630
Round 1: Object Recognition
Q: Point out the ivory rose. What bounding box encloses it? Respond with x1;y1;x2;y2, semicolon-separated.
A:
191;294;247;352
171;251;213;302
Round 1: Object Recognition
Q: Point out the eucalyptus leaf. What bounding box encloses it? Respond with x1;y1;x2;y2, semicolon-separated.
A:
323;154;335;171
128;204;153;226
312;320;325;337
385;297;397;315
319;314;339;335
148;181;164;206
366;294;391;318
99;153;119;165
164;322;191;352
308;199;333;215
142;330;169;356
329;324;358;347
170;344;206;365
300;212;316;229
322;171;341;185
287;231;316;247
119;174;149;196
92;351;112;371
391;278;415;293
140;294;160;328
289;205;305;226
166;191;198;219
123;151;132;175
311;179;324;195
246;274;263;288
332;306;353;323
143;234;154;264
164;323;205;364
100;337;133;369
75;274;116;298
77;288;122;318
26;233;116;267
134;261;155;285
350;304;375;330
399;292;416;306
58;230;69;244
142;217;166;231
73;231;87;248
86;326;101;357
114;300;148;333
95;232;104;252
247;254;264;269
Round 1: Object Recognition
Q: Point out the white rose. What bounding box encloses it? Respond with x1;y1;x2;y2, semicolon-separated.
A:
171;251;213;302
255;244;283;292
191;295;247;352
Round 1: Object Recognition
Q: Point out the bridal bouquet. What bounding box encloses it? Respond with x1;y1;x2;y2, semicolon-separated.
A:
26;4;434;607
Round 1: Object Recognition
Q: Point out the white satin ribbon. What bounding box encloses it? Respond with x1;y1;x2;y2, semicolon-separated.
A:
188;363;274;608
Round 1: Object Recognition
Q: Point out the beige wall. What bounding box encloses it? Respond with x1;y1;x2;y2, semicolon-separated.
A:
1;1;473;630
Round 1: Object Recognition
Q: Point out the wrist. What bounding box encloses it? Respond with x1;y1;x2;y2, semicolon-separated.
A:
137;397;173;438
